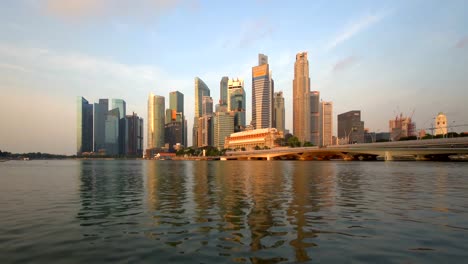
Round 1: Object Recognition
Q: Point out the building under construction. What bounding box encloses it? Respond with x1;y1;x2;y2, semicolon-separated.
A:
389;113;416;141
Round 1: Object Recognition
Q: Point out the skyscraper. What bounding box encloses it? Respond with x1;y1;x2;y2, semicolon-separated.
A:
93;99;108;152
320;101;333;146
202;96;213;116
309;91;320;146
111;99;126;119
213;111;235;149
338;110;365;144
293;52;311;143
220;76;229;106
273;91;285;134
252;53;273;129
77;96;93;155
147;93;165;149
228;78;246;132
193;77;210;147
169;91;184;114
126;112;144;156
104;108;120;155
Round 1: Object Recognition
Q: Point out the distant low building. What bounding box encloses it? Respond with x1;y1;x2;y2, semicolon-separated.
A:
224;128;283;150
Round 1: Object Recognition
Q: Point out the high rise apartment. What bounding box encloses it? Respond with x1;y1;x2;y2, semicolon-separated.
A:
293;52;311;143
252;54;273;129
147;93;165;148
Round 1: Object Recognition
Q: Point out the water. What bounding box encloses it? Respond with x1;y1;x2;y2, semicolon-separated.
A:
1;160;468;263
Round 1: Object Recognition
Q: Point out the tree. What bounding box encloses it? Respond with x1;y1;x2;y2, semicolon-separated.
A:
254;145;261;150
303;141;314;147
288;136;301;148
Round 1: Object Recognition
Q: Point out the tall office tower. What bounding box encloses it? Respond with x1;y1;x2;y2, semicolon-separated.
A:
104;108;120;155
125;112;144;157
337;110;365;144
111;99;126;119
165;121;183;151
93;99;109;152
193;77;210;147
213;111;235;149
273;91;285;134
309;91;320;146
202;96;213;116
320;101;333;146
169;91;184;114
252;53;273;129
197;116;213;147
77;97;93;155
293;52;311;143
147;93;165;148
228;78;246;132
168;91;186;146
220;76;229;106
111;99;126;155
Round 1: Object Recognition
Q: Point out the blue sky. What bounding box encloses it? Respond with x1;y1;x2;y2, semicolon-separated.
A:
0;0;467;154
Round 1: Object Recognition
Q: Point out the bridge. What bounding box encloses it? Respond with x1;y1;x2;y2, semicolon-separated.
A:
221;137;468;161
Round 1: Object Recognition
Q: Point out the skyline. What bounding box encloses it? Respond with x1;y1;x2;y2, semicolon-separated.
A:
1;0;467;154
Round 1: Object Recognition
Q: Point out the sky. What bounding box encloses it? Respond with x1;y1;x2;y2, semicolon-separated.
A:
0;0;467;155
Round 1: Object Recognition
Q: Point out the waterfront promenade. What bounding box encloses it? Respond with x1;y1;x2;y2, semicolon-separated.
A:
221;137;468;161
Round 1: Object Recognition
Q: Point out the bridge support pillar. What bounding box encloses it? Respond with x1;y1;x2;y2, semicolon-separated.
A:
384;151;393;161
267;155;271;161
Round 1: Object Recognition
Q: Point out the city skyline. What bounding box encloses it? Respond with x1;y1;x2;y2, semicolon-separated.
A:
1;1;467;154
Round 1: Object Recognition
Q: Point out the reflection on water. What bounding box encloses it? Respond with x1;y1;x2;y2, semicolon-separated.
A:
77;160;144;228
1;160;468;263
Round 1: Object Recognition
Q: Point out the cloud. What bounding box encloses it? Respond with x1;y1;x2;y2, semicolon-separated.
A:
332;56;360;73
454;36;468;49
326;9;392;51
222;18;274;49
44;0;198;21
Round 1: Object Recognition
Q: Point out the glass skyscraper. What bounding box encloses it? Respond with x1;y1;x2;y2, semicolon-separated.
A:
76;96;93;155
111;99;126;119
228;78;246;132
193;77;210;147
93;99;108;152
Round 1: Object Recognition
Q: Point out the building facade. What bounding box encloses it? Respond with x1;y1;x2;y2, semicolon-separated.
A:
220;76;229;106
213;111;235;149
104;108;120;155
435;112;448;136
147;93;165;149
224;128;283;150
337;110;365;144
228;78;246;132
309;91;320;146
273;91;285;134
293;52;311;143
125;112;143;156
320;101;333;147
111;99;126;119
77;97;93;155
193;77;210;147
252;54;273;129
93;99;109;153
